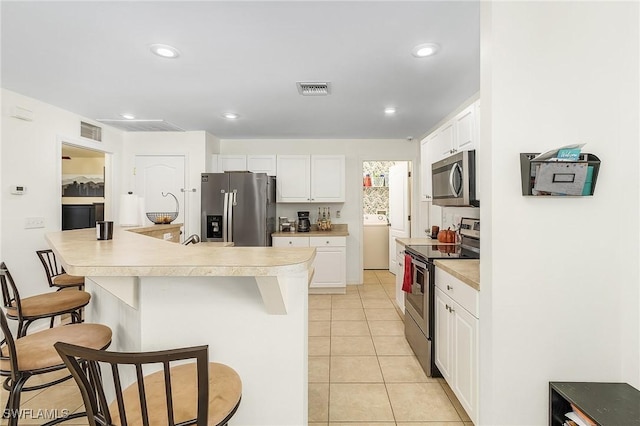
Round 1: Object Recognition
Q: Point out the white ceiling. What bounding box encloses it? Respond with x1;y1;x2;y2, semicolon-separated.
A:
1;1;480;140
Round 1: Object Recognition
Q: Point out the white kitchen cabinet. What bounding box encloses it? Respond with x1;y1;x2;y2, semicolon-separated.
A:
272;235;346;292
218;155;247;172
434;266;479;424
276;155;345;203
394;241;406;312
453;104;477;153
247;154;277;176
420;134;438;201
434;287;454;382
271;236;309;248
310;237;346;290
216;154;277;175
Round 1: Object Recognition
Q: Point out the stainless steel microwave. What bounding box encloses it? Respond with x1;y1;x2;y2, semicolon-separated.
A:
432;150;479;207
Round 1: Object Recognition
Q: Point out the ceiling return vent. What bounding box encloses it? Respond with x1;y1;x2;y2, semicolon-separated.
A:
80;121;102;141
95;119;185;132
297;82;331;96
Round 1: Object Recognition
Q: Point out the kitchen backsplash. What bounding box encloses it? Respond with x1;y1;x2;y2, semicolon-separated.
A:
363;161;395;215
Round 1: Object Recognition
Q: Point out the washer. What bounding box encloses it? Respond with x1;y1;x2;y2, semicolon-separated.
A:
363;214;389;269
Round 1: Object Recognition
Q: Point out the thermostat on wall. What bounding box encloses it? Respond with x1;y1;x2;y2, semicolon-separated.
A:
11;185;26;195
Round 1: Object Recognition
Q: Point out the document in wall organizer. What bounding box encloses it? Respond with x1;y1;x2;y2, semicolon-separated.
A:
533;162;588;195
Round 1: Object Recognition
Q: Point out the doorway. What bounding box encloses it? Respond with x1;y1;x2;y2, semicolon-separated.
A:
362;161;411;275
61;144;107;230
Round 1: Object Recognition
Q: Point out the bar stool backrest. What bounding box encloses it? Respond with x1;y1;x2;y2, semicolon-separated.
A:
55;342;210;426
36;249;64;287
0;263;22;317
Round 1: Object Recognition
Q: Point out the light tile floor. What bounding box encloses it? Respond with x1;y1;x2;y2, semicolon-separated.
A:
309;269;473;426
0;270;473;426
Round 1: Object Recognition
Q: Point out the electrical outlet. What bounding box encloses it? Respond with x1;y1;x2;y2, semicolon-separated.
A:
25;217;45;229
336;210;341;218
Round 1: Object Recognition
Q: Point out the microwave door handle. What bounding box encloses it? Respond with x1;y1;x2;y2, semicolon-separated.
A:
449;163;462;196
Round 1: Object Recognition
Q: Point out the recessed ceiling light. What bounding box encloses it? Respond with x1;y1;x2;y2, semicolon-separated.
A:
384;107;396;115
120;113;135;120
222;112;239;120
150;44;180;59
412;43;440;58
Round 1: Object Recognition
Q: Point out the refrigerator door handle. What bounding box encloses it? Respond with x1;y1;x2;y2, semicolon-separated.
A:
228;191;235;242
222;191;229;242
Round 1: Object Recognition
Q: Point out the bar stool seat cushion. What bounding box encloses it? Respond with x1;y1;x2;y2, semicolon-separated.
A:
6;290;90;318
0;323;112;372
52;273;84;287
110;362;242;426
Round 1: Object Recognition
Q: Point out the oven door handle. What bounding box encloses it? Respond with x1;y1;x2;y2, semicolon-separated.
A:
411;258;427;270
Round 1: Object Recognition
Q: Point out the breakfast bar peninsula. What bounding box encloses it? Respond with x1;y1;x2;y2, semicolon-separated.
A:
46;226;315;426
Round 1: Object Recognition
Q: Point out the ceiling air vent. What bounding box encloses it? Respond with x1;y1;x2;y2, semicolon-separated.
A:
297;82;331;96
81;121;102;141
96;119;185;132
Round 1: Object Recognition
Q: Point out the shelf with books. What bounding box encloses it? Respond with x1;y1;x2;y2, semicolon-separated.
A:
549;382;640;426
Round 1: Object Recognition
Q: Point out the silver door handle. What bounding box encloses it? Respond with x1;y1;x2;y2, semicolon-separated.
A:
228;193;234;242
447;285;453;290
222;192;229;242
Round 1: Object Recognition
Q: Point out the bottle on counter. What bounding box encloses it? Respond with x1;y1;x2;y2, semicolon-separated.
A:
327;207;332;230
317;207;322;229
321;208;327;231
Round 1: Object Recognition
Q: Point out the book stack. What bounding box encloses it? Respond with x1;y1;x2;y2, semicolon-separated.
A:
563;403;596;426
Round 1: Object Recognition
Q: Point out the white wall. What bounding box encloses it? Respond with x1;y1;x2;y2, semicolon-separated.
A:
122;131;217;238
480;2;639;425
220;139;419;284
1;89;124;300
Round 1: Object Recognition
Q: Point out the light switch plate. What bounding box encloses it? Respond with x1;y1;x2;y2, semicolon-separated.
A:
25;217;45;229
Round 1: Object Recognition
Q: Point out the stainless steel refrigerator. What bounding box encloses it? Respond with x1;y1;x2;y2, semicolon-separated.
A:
201;172;276;246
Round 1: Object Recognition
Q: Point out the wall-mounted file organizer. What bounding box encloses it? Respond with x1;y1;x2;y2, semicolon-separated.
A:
520;153;601;196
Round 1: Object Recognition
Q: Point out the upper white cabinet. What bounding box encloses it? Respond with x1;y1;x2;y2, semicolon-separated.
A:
420;100;480;201
218;155;247;172
216;154;277;176
276;155;345;203
420;134;437;201
247;155;277;176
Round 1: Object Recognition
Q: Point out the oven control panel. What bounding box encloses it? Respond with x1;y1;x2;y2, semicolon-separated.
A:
459;218;480;239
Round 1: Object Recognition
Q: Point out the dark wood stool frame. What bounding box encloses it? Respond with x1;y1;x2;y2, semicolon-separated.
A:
36;249;85;291
0;262;88;337
55;342;241;426
0;308;111;426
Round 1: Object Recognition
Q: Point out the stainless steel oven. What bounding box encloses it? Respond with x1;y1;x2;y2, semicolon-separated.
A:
404;254;435;376
404;217;480;377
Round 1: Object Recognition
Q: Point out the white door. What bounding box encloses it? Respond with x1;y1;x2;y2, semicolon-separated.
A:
388;162;410;274
135;155;186;237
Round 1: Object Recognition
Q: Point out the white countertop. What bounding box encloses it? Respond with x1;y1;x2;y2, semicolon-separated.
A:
46;227;315;277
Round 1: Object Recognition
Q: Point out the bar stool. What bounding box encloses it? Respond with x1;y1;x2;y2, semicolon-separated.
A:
0;262;90;337
55;342;242;426
0;307;112;426
36;249;84;291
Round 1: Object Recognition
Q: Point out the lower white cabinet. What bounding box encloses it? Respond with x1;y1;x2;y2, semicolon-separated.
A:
272;236;346;292
434;267;478;425
394;241;405;312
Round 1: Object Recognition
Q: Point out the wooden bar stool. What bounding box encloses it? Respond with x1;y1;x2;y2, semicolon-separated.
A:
0;307;112;426
36;249;85;291
0;262;90;337
55;342;242;426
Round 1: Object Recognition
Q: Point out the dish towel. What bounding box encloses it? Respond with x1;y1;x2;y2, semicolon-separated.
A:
402;254;412;293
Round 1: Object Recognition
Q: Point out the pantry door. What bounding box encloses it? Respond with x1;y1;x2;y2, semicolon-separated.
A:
388;162;411;274
134;155;187;237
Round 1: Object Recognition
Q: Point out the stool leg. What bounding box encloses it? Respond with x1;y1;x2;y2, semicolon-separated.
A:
6;374;28;426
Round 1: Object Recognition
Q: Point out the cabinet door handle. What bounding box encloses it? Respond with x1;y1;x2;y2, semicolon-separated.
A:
326;241;330;244
450;306;455;313
446;285;453;290
445;304;450;311
288;241;292;245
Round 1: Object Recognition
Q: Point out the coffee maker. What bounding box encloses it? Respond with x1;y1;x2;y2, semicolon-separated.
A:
297;211;310;232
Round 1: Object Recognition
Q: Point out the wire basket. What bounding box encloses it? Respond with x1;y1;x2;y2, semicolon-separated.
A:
146;192;179;224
